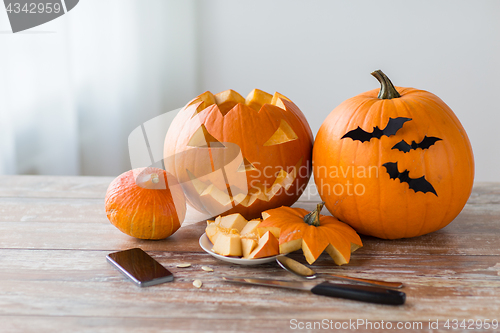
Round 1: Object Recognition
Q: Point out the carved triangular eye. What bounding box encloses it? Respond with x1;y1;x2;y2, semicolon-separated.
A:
237;158;257;172
188;124;225;148
264;119;298;146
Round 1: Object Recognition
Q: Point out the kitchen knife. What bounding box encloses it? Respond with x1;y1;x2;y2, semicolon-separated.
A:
222;276;405;305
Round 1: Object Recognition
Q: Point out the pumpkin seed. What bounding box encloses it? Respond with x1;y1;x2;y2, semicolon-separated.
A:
193;279;202;288
201;266;213;272
176;263;191;268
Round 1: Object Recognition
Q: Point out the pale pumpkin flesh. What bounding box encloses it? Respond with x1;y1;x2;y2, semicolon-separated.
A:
246;231;279;259
241;237;258;258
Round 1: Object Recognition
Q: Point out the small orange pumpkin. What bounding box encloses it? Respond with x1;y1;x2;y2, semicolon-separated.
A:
258;203;362;265
164;89;313;220
313;70;474;239
105;167;186;239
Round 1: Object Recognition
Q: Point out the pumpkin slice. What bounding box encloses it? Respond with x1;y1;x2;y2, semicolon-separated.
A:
246;231;279;259
258;203;362;265
205;223;219;244
217;213;248;233
240;219;260;238
205;214;281;260
206;223;239;245
241;237;258;258
212;232;242;257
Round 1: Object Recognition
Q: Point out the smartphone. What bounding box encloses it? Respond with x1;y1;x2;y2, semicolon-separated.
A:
106;248;174;287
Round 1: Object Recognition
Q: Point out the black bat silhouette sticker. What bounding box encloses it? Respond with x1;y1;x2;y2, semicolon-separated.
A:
383;162;437;196
341;117;412;142
392;136;442;153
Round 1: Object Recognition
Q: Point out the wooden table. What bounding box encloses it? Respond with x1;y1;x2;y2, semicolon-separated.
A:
0;176;499;332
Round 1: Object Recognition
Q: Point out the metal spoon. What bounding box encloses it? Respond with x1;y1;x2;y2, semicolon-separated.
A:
276;256;404;289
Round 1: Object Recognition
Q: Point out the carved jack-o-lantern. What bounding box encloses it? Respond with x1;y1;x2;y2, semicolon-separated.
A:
313;70;474;239
164;89;313;219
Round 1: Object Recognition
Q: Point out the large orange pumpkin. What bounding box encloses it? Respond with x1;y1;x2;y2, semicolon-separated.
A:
313;70;474;239
164;89;313;219
105;167;186;239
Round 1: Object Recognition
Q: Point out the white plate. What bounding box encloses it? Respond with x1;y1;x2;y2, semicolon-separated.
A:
199;233;279;265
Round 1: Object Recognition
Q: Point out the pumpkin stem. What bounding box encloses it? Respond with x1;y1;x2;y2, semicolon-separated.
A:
151;173;160;184
371;70;401;99
304;202;325;227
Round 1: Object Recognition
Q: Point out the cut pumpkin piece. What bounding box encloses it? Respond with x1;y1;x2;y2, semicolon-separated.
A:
240;219;260;237
217;213;248;233
205;213;282;260
206;223;239;245
247;231;279;259
245;89;273;112
351;243;362;252
205;223;219;244
241;237;258;258
212;232;242;257
257;225;281;241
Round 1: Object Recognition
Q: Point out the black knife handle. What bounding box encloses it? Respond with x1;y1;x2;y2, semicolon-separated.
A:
311;281;406;305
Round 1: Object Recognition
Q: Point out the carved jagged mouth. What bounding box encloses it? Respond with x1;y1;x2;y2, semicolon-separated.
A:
186;157;303;208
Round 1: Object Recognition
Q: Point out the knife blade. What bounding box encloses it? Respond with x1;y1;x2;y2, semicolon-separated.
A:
222;276;405;305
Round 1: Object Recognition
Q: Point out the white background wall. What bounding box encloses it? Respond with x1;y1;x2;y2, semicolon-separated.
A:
196;0;500;182
1;0;499;181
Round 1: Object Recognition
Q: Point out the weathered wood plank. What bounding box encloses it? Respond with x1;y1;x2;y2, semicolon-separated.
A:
0;249;499;322
0;274;498;322
1;185;498;227
0;220;201;252
1;249;499;285
1;280;497;320
0;218;499;256
0;176;319;201
0;187;324;225
0;196;498;231
0;175;498;203
0;198;208;226
0;174;496;211
0;316;296;333
0;197;107;223
0;175;114;199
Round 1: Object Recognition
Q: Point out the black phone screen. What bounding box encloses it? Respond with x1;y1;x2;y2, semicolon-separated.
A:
106;248;174;287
